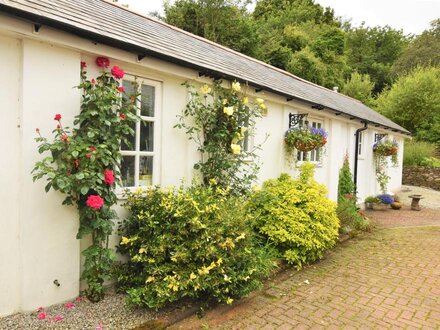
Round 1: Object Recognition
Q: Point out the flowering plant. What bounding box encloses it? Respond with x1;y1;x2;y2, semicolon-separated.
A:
285;126;327;152
373;138;398;166
377;194;394;205
32;57;139;302
176;80;265;194
373;138;398;193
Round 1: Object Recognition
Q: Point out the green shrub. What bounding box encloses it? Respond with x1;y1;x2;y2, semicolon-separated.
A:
419;157;440;168
337;197;372;235
117;185;276;309
337;154;355;201
248;163;339;269
403;140;437;166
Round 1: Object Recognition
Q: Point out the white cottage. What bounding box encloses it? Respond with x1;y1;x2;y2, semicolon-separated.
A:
0;0;410;316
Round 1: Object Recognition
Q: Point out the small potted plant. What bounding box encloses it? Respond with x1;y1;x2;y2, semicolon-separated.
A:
364;196;378;209
285;126;327;153
390;194;402;210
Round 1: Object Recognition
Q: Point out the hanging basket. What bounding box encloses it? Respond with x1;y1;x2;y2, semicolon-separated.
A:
294;140;318;152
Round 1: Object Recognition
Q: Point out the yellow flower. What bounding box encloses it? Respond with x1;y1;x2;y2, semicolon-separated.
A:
139;247;146;254
171;257;178;262
232;81;241;92
222;99;228;105
226;298;234;305
223;106;234;116
189;272;197;280
240;127;247;135
120;236;130;245
235;233;246;241
243;97;249;105
231;144;241;155
209;178;217;186
216;257;223;266
200;84;211;95
146;276;155;283
260;103;267;110
223;274;232;283
198;266;210;275
256;98;264;104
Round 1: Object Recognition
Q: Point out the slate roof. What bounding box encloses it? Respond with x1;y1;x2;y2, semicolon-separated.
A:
0;0;410;134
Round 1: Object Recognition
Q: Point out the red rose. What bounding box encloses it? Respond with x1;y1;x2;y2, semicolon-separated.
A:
119;113;126;120
81;61;87;69
96;57;110;68
90;147;96;152
86;195;104;209
111;66;125;79
104;169;115;185
117;86;125;92
91;79;96;84
86;154;92;159
57;124;61;129
54;114;62;121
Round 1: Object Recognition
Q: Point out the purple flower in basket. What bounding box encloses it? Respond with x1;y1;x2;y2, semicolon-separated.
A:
377;194;394;205
309;126;328;138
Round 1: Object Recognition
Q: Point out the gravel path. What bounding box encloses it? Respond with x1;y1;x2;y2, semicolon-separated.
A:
0;289;160;330
397;185;440;210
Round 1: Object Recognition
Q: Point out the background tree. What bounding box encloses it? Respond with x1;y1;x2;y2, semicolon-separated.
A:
164;0;258;56
342;72;375;107
346;24;409;94
392;19;440;76
376;66;440;145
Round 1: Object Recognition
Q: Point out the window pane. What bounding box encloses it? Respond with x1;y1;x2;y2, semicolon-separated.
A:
121;121;136;151
139;156;153;186
140;121;154;151
122;80;136;101
141;85;155;117
121;156;135;187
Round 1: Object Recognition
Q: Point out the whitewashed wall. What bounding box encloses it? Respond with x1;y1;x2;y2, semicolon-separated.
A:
0;14;406;316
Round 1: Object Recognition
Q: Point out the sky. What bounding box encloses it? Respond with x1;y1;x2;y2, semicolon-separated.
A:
123;0;440;35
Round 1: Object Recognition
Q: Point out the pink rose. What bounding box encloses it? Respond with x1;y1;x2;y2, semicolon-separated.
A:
54;114;61;121
104;169;115;185
86;195;104;209
64;302;75;310
96;57;110;68
37;312;47;320
111;66;125;79
91;78;96;84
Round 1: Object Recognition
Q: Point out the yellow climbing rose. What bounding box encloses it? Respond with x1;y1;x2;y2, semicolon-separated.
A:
200;84;211;95
223;106;234;116
232;81;241;92
231;143;241;155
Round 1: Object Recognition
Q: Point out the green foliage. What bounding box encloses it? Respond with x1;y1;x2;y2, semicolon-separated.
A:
392;20;440;76
342;72;376;107
287;47;326;85
403;140;438;166
117;185;277;308
337;155;355;201
336;197;372;235
248;164;339;268
377;66;440;144
32;59;139;302
175;80;264;195
164;0;258;56
346;24;409;94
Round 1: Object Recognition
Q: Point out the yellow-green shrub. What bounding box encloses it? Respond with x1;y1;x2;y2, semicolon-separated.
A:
117;185;276;308
248;163;339;268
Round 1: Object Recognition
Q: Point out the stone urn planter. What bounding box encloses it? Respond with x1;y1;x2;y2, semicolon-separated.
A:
372;203;389;211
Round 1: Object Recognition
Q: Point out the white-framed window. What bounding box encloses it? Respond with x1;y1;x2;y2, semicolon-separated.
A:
120;76;161;188
357;131;364;157
297;119;324;163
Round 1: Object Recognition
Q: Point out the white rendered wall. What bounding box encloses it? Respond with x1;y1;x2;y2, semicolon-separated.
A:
0;34;22;317
18;39;81;312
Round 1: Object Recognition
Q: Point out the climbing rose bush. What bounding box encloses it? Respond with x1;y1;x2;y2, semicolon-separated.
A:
33;56;139;302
